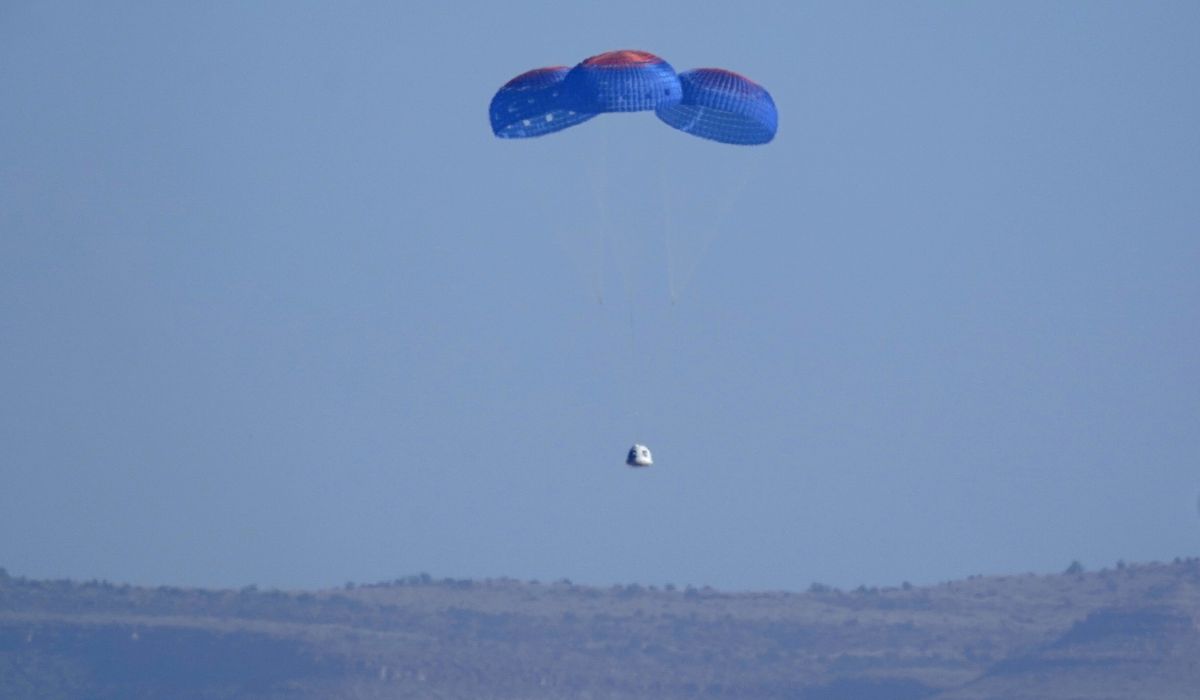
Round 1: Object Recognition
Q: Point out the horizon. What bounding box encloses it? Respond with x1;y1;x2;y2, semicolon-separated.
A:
0;554;1185;595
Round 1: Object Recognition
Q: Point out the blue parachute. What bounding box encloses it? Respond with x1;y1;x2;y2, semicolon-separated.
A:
655;69;777;145
489;50;776;145
489;66;596;139
487;51;776;468
560;50;681;113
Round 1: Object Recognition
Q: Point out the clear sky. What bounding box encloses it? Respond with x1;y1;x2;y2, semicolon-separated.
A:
2;2;1198;591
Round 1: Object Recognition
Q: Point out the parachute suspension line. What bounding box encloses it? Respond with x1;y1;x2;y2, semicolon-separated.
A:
671;157;756;301
586;127;641;439
585;129;611;306
627;281;641;440
717;157;755;235
661;158;679;305
584;129;617;435
615;161;640;441
604;130;647;442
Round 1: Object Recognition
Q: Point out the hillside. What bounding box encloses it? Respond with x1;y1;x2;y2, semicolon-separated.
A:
3;560;1200;699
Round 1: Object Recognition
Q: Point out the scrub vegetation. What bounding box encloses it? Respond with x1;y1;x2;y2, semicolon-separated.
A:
3;559;1200;699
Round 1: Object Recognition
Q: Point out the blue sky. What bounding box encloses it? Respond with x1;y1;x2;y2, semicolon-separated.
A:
2;1;1198;591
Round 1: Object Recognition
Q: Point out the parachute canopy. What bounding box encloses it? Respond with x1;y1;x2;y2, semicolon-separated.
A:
489;50;776;145
655;69;778;145
561;50;681;113
489;66;596;139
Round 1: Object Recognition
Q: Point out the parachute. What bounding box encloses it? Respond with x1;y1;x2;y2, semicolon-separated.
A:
561;50;682;113
488;50;778;468
656;69;778;145
489;66;595;139
488;50;776;145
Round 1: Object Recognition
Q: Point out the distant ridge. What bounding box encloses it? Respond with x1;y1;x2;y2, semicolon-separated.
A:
3;559;1200;699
